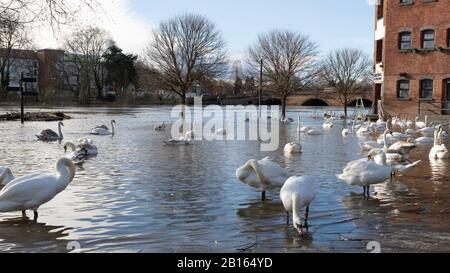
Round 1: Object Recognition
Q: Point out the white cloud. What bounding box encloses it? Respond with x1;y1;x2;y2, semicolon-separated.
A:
32;0;153;55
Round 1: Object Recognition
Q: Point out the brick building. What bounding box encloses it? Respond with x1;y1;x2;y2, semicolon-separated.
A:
374;0;450;116
0;48;97;101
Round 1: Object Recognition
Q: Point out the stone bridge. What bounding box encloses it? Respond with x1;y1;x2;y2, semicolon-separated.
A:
287;89;374;108
221;88;374;108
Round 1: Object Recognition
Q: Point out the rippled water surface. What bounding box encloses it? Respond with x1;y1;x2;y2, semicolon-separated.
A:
0;106;449;253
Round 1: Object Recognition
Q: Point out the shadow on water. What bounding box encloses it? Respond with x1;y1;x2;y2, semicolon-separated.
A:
0;217;72;252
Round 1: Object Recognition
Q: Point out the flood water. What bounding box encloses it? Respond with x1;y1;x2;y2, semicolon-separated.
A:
0;106;449;253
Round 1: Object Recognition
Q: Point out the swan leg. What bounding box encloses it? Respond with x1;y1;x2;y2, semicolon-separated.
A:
366;186;371;198
304;206;310;228
261;191;266;201
22;210;26;218
33;211;38;222
286;212;290;226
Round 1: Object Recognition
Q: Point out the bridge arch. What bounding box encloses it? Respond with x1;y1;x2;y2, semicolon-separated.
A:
347;99;373;108
301;98;329;107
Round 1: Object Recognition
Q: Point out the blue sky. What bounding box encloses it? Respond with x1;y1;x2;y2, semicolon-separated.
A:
131;0;375;58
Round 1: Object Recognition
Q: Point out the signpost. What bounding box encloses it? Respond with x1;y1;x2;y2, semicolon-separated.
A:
19;72;38;124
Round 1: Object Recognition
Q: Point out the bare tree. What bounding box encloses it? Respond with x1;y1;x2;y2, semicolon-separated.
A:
146;14;228;105
0;11;32;97
321;48;372;117
62;26;112;104
0;0;99;26
248;30;319;119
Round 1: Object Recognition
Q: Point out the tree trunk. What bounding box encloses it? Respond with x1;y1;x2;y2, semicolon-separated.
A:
344;99;348;118
282;95;287;119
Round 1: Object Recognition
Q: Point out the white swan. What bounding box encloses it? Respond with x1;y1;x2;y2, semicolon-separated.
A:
280;176;316;235
415;116;428;129
284;142;302;154
164;136;193;146
322;119;334;129
78;138;98;155
281;117;294;124
357;122;375;137
36;122;64;141
64;142;87;164
216;120;228;135
388;138;416;154
185;122;197;140
360;141;381;151
342;120;356;137
392;160;422;176
337;148;392;197
414;136;434;145
0;158;75;221
236;157;290;200
91;120;116;136
307;128;321;136
0;166;15;186
285;118;302;154
429;127;449;160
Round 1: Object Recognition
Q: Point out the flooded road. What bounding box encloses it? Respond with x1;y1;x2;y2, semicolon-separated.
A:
0;106;449;253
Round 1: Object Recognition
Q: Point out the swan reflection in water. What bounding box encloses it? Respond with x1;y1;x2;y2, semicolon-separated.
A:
0;217;73;252
430;159;449;184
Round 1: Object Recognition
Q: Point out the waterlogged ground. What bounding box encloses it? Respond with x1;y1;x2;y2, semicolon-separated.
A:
0;106;449;253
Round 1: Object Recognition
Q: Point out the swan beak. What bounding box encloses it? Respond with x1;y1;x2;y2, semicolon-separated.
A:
64;146;67;153
367;155;372;161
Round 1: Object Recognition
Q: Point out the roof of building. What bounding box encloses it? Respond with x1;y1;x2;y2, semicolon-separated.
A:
0;48;37;60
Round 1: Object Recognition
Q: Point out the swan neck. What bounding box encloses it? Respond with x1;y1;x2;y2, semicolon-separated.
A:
56;159;75;190
383;130;389;150
58;123;63;139
111;121;115;135
248;160;266;184
292;194;301;227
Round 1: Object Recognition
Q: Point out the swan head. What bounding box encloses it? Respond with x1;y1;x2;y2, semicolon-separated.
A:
291;194;303;235
59;122;64;127
64;142;77;153
112;120;116;124
56;158;76;182
0;168;15;186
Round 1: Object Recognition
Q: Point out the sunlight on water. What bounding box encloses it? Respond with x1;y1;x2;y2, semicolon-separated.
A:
0;106;449;253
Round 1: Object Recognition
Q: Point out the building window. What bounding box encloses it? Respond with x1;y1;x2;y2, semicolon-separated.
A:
400;0;413;5
421;29;435;49
447;28;450;47
399;32;412;50
420;79;433;99
376;39;383;63
397;80;410;99
377;0;384;19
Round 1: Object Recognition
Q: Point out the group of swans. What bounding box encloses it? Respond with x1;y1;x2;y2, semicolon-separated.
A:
37;120;117;141
236;157;316;235
0;158;76;221
345;116;449;196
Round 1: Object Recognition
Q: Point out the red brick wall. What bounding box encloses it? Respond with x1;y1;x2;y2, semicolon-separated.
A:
381;0;450;116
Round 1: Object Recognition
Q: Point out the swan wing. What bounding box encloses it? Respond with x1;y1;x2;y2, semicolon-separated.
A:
40;129;59;137
0;174;59;211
